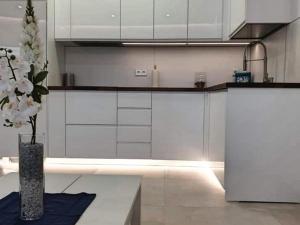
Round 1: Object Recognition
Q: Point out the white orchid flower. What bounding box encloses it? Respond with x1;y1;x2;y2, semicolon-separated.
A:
16;77;33;94
18;95;39;117
11;112;27;128
0;73;10;93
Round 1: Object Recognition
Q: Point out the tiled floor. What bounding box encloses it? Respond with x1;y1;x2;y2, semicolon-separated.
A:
1;162;300;225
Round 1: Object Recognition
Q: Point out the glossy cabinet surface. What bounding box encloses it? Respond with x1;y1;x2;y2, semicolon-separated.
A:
48;91;66;158
54;0;71;39
208;92;226;162
188;0;223;39
118;109;151;125
121;0;154;39
71;0;120;39
118;92;151;108
117;143;151;159
66;125;117;158
66;91;117;125
230;0;246;33
152;93;204;160
154;0;188;39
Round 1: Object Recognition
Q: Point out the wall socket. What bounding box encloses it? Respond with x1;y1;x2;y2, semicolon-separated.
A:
135;69;148;77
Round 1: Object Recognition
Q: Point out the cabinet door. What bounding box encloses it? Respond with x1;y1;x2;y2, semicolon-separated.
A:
66;125;117;158
154;0;188;39
188;0;223;39
121;0;154;39
54;0;71;39
48;91;66;158
230;0;246;33
208;92;226;162
152;93;204;161
71;0;120;39
66;91;117;125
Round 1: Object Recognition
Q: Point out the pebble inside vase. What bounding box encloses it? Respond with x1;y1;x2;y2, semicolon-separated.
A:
19;139;44;221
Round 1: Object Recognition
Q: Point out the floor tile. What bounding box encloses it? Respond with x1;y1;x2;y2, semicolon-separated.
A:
142;205;165;225
268;208;300;225
142;177;165;206
165;206;282;225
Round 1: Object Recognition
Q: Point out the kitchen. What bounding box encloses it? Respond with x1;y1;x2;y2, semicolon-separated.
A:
0;0;300;224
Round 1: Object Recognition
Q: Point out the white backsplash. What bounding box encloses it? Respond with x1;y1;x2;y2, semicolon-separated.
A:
65;46;244;87
251;17;300;83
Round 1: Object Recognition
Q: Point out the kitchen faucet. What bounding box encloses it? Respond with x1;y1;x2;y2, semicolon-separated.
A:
243;41;273;83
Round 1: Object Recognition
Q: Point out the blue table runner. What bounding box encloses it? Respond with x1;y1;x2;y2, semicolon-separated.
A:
0;192;96;225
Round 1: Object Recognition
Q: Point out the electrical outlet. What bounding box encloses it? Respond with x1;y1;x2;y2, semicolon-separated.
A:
135;69;147;77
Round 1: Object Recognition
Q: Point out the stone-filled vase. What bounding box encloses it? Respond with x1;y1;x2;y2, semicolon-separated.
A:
19;134;44;221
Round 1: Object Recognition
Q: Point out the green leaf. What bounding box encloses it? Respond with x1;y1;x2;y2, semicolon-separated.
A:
28;64;34;82
34;71;48;84
34;85;49;95
31;90;41;103
0;97;9;110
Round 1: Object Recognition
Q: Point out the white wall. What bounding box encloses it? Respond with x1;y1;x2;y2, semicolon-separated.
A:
64;46;244;87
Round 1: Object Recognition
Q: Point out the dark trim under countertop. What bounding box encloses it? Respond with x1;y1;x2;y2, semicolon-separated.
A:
48;83;300;92
48;86;205;92
206;82;300;92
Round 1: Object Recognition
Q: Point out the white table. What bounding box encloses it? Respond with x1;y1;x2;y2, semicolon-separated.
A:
0;173;142;225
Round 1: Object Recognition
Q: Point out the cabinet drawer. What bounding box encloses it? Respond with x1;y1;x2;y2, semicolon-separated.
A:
118;92;151;108
66;91;117;125
117;126;151;142
66;125;117;158
118;109;151;125
117;143;151;159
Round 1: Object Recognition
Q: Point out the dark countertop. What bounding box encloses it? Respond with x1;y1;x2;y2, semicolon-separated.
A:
48;86;205;92
48;83;300;92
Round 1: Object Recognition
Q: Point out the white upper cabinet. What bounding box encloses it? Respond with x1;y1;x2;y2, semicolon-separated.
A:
121;0;154;39
230;0;246;34
154;0;188;40
229;0;294;38
54;0;71;39
71;0;120;39
188;0;223;39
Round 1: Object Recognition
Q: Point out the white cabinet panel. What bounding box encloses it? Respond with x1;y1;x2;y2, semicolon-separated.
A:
117;126;151;143
121;0;154;39
54;0;71;39
66;125;116;158
48;91;66;157
230;0;246;33
152;93;204;161
66;91;117;125
118;92;151;108
188;0;223;39
154;0;188;39
117;143;151;159
208;92;226;162
71;0;120;39
118;109;151;125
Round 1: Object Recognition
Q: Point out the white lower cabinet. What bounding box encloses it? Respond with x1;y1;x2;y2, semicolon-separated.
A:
66;125;117;158
48;91;66;158
117;143;151;159
207;92;227;162
118;109;151;126
152;93;204;161
117;126;151;143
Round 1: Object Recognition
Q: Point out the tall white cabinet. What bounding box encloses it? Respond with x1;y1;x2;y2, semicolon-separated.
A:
188;0;223;39
152;93;204;161
121;0;154;39
71;0;121;39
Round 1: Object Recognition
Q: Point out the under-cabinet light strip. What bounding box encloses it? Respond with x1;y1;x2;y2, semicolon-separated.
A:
122;42;250;46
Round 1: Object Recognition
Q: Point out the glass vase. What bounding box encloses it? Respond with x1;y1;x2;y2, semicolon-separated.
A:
19;134;45;221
